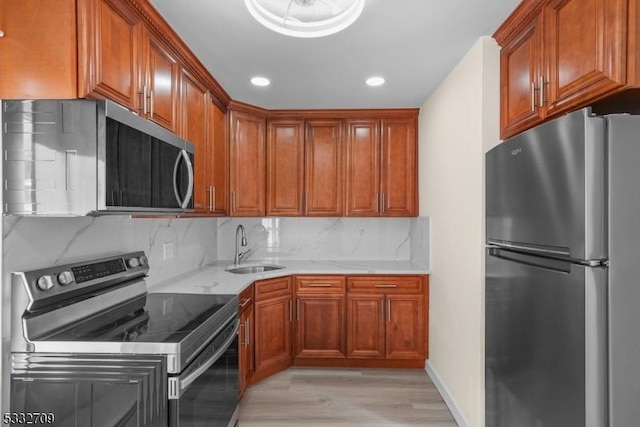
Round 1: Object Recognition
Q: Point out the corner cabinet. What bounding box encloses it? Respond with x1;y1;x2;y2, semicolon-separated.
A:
495;0;636;138
345;117;418;217
229;108;266;217
253;276;292;382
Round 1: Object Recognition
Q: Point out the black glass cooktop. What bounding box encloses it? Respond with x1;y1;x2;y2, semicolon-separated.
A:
42;293;236;344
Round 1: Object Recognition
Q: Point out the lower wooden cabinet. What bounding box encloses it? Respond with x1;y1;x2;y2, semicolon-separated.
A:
294;276;346;359
245;274;428;387
238;284;254;396
253;277;293;381
346;276;427;361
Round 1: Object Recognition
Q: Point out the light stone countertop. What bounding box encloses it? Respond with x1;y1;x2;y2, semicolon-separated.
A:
148;259;430;295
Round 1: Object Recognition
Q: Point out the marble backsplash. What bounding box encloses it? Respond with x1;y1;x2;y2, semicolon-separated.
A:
2;216;218;287
217;216;430;264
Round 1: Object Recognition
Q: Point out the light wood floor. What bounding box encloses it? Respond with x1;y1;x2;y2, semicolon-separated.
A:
238;367;458;426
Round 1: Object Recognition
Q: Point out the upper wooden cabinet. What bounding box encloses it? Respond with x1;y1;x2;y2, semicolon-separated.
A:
495;0;636;138
266;119;343;216
180;69;208;211
229;108;266;217
345;117;418;217
77;0;142;109
139;26;180;132
0;0;77;98
206;99;229;215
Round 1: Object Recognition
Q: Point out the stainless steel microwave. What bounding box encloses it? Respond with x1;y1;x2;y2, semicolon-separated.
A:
1;99;194;215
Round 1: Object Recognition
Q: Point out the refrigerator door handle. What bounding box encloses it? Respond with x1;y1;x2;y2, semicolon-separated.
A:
487;239;570;258
488;247;572;274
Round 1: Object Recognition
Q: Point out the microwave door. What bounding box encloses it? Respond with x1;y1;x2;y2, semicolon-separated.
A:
105;118;153;209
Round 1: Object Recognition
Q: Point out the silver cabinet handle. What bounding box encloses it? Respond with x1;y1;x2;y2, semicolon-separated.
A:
374;284;397;288
149;90;154;118
141;85;148;115
538;76;545;107
0;30;5;38
380;193;385;214
308;283;332;287
380;299;384;322
531;81;536;112
289;299;292;323
207;186;214;211
375;192;380;213
296;299;300;321
244;318;250;347
387;298;391;323
239;298;252;309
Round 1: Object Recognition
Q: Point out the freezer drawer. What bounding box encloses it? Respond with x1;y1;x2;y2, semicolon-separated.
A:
485;248;606;427
486;108;606;260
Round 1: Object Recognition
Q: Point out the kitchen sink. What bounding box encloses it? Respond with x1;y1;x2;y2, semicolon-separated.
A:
226;264;285;274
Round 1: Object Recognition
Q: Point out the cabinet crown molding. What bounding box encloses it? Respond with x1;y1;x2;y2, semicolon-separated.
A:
493;0;545;46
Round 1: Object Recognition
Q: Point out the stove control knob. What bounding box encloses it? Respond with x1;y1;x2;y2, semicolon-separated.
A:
36;275;54;291
138;256;148;266
127;257;140;268
58;271;74;286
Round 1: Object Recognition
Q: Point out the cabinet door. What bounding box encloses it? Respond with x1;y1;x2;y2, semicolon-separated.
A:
380;118;417;217
295;294;346;358
78;0;141;109
239;305;254;396
229;110;266;216
180;70;208;212
207;100;228;215
544;0;627;115
346;294;385;358
305;120;343;216
0;0;77;98
266;119;305;216
345;119;380;217
386;294;425;359
254;294;292;375
142;27;179;131
500;14;544;139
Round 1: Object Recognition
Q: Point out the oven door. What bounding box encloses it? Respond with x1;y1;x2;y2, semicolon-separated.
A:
169;317;239;427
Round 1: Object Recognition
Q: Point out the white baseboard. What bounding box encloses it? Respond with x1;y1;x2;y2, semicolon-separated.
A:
426;360;471;427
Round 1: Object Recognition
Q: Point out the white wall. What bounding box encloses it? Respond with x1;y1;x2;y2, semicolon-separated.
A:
419;36;501;427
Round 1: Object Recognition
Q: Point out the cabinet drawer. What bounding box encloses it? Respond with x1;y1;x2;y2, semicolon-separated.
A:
295;276;346;294
347;276;425;293
239;284;254;313
255;276;292;301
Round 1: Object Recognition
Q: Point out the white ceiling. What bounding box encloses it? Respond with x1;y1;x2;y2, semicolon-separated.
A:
149;0;520;110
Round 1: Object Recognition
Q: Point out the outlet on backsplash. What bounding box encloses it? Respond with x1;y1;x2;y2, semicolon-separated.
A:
163;242;174;260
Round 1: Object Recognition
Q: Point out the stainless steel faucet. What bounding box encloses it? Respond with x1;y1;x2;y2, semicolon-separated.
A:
234;224;248;265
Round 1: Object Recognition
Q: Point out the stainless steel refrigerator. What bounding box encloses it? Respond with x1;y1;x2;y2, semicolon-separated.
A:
485;108;640;427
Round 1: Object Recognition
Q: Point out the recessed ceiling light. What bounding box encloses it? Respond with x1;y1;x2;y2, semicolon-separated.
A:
251;76;271;87
366;76;386;87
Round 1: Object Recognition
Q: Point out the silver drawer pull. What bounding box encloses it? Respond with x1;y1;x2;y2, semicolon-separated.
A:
308;284;332;287
374;284;397;288
239;298;252;309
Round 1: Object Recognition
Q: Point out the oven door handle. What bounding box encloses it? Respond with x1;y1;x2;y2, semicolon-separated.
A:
170;319;239;399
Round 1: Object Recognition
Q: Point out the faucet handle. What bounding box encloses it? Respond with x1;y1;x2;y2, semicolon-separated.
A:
238;248;254;262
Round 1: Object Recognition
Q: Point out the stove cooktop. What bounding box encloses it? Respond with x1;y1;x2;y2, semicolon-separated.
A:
40;293;236;344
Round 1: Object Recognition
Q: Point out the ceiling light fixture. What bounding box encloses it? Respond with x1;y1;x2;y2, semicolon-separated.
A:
244;0;365;38
366;76;385;87
251;76;271;86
